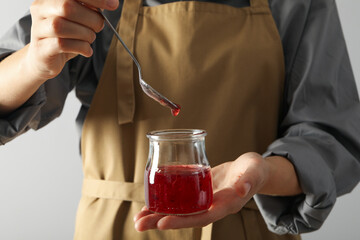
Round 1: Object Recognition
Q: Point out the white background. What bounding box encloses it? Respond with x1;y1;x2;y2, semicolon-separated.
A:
0;0;359;239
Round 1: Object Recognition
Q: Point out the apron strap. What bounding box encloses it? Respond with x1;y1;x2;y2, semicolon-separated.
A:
116;0;143;124
82;179;145;202
250;0;269;8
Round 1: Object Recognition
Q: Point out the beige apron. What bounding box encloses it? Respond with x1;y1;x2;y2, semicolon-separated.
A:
75;0;301;239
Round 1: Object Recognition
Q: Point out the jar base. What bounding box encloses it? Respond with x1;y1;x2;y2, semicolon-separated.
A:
148;208;209;216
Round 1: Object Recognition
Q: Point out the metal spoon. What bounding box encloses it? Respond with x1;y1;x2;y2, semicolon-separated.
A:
97;9;181;116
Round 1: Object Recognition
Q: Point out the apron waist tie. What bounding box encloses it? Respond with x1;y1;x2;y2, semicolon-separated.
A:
82;178;145;202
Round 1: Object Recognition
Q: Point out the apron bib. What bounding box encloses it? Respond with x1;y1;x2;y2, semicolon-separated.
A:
75;0;301;239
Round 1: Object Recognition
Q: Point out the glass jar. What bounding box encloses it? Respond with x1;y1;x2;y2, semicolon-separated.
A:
144;129;213;215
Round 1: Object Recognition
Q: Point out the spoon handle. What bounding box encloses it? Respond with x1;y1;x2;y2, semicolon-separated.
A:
97;8;143;79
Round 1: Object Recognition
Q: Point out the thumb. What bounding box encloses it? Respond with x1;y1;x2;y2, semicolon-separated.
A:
230;152;269;198
232;179;252;198
65;53;79;61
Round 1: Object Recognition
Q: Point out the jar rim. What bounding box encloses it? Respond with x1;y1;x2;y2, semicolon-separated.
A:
147;129;207;140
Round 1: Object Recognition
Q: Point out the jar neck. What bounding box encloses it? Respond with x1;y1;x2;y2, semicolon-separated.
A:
147;129;207;142
147;130;209;167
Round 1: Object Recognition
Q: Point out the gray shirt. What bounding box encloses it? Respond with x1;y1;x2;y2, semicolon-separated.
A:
1;0;360;236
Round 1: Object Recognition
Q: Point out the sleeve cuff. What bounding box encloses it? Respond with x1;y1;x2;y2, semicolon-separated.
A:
0;84;46;145
254;136;336;234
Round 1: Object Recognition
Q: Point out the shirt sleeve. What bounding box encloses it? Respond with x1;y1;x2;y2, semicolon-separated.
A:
0;12;74;145
254;0;360;234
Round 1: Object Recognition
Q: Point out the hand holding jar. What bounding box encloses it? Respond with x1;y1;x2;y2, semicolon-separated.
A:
134;151;302;231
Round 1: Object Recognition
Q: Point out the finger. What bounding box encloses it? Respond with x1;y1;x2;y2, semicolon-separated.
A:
77;0;119;10
32;17;96;43
34;0;105;33
133;208;153;222
230;152;268;194
35;17;96;44
157;190;232;230
38;38;93;58
156;212;213;230
64;53;78;61
211;161;232;192
134;214;165;232
59;1;105;33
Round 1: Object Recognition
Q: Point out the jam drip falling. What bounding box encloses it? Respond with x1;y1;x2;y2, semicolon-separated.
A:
171;104;181;116
159;99;181;117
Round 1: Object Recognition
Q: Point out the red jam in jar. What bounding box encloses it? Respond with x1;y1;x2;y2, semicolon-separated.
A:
145;165;213;215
